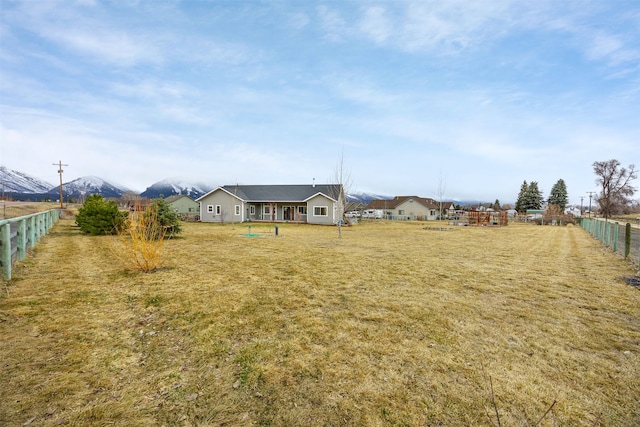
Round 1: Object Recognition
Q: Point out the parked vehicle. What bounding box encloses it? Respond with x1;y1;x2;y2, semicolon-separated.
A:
361;209;383;219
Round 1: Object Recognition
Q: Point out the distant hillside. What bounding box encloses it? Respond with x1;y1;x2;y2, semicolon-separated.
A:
49;176;128;199
0;166;54;194
141;179;212;199
347;192;392;204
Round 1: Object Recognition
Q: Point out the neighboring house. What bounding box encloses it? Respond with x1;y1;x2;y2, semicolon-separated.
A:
565;206;581;217
196;184;344;225
165;195;199;215
437;201;456;219
366;196;439;220
345;201;366;213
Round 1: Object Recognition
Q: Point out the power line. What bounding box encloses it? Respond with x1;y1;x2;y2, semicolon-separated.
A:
52;161;69;209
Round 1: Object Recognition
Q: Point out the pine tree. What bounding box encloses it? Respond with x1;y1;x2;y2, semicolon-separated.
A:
548;179;568;211
145;198;182;239
526;181;544;210
76;194;126;235
515;180;528;212
516;181;544;212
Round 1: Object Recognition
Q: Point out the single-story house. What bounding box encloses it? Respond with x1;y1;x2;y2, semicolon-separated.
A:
365;196;440;220
196;184;344;225
165;195;199;215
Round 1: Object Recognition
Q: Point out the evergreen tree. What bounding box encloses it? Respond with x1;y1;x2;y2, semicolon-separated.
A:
516;181;544;212
76;194;126;235
526;181;544;210
493;199;501;211
515;180;528;212
548;179;568;211
145;198;182;239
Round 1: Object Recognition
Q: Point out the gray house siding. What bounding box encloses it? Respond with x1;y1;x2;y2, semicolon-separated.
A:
306;194;336;225
199;190;244;223
197;185;341;225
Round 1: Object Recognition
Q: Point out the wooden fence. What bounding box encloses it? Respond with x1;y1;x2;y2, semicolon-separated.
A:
0;209;60;280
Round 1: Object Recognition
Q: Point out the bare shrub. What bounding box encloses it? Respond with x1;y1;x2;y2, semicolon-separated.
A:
112;202;165;272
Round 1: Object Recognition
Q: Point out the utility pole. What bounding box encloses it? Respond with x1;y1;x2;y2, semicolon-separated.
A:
53;161;68;209
580;196;584;216
586;191;596;218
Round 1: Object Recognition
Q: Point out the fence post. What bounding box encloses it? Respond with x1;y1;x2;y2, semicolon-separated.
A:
17;219;27;261
28;216;36;248
625;223;631;259
1;223;11;280
612;222;618;253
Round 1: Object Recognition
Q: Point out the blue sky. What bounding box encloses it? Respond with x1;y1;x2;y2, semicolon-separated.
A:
1;0;638;204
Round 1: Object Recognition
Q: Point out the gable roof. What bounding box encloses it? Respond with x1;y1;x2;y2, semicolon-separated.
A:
366;196;439;210
197;184;342;203
164;194;195;203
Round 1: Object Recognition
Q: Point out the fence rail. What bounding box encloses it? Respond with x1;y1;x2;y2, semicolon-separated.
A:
579;218;640;272
0;209;61;280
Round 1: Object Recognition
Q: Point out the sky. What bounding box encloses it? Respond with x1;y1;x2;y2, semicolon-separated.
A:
1;0;638;204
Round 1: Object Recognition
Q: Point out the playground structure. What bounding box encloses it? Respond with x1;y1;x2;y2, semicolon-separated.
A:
467;210;509;226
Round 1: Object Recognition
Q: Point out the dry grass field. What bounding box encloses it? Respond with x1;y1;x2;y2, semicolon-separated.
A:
0;202;66;220
1;218;639;426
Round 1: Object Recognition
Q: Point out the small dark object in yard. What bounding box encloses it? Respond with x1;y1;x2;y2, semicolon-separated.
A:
623;276;640;290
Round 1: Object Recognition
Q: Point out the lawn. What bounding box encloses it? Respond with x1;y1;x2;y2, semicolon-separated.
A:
1;219;639;426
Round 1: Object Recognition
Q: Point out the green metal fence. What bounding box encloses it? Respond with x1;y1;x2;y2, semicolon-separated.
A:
0;209;61;280
579;218;640;271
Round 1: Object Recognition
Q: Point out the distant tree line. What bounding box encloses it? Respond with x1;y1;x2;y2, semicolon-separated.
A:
514;178;568;213
514;159;638;217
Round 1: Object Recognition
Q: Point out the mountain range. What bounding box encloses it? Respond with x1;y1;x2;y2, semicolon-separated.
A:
0;166;215;201
0;166;387;203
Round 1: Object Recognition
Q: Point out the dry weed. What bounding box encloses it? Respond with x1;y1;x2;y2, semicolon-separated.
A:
1;220;639;426
111;204;165;272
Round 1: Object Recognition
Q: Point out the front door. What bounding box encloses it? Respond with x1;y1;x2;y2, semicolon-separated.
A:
283;206;293;221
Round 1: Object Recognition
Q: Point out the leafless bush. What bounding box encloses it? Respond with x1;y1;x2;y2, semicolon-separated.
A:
112;202;165;272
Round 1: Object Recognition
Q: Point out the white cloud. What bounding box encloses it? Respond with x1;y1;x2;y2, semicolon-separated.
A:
317;5;348;42
358;6;392;44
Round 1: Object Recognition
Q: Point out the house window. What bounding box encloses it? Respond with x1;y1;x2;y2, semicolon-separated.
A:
398;209;405;215
207;205;214;213
215;205;221;215
297;206;307;214
263;205;271;215
250;205;255;215
314;206;328;216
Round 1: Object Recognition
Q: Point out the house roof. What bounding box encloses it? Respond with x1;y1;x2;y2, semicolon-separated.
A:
366;196;439;210
197;184;342;203
164;194;195;203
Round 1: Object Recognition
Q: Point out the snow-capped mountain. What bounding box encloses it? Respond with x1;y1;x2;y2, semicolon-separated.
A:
0;166;55;194
346;192;392;204
50;176;129;199
140;179;213;199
